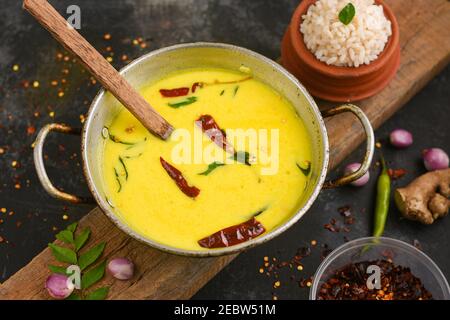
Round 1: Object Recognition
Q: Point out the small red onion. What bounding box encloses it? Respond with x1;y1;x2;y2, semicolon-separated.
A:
344;163;370;187
423;148;449;171
46;273;73;300
107;258;134;280
390;129;413;148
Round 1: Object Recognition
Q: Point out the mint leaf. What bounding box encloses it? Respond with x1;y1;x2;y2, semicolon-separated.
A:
66;292;82;300
78;242;106;271
339;3;356;25
48;243;77;264
81;260;106;289
66;222;78;233
48;265;68;275
198;162;225;176
74;228;91;252
56;230;74;244
85;287;109;300
168;96;197;108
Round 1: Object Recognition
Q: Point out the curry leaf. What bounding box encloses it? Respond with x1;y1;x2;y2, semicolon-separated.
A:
85;287;109;300
56;230;74;244
48;265;69;275
198;162;225;176
78;242;106;271
168;96;197;108
297;161;311;176
233;85;240;97
230;151;252;166
74;228;91;252
66;293;82;300
81;260;106;289
48;243;77;264
339;3;356;25
66;222;78;233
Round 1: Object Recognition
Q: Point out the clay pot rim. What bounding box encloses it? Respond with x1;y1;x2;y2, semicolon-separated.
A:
290;0;400;78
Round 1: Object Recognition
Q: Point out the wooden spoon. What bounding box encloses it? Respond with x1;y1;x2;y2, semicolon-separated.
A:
23;0;174;140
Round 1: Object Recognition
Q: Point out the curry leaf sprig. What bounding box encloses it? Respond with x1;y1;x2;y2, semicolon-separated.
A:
339;3;356;25
48;222;109;300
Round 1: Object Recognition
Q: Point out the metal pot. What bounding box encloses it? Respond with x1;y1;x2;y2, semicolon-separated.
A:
34;43;374;257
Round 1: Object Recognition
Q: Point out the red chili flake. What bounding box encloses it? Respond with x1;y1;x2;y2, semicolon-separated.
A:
26;126;36;136
338;205;352;217
388;168;407;180
191;82;203;93
160;157;200;198
196;115;235;154
159;87;190;98
324;223;338;233
198;218;265;248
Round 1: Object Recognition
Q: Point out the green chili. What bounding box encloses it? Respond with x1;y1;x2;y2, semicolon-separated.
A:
373;157;391;237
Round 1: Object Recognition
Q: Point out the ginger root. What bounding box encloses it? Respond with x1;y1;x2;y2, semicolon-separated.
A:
395;168;450;224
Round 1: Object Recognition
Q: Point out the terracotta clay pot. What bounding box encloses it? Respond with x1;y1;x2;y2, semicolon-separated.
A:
281;0;400;102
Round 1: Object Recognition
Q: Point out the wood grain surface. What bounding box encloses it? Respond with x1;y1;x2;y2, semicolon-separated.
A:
0;0;449;300
23;0;174;140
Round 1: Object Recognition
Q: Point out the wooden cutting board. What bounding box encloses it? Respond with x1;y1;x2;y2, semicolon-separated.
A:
0;0;449;300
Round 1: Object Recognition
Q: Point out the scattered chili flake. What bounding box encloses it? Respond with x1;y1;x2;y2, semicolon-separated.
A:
375;142;382;148
0;236;4;243
49;111;55;117
104;33;111;40
11;160;18;168
51;80;58;86
121;54;128;61
0;148;5;154
338;205;352;217
62;214;69;220
297;265;303;271
32;81;40;88
27;125;36;135
63;55;70;62
318;260;433;300
311;240;317;246
388;168;407;180
259;268;264;274
273;281;281;288
106;56;113;63
132;39;139;45
12;64;19;72
1;208;6;213
191;82;203;93
324;223;338;232
14;183;21;189
140;42;147;49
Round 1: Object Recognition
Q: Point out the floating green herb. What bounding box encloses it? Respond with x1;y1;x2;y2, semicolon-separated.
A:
124;153;143;160
297;161;311;176
230;151;252;166
220;90;225;96
47;223;109;300
119;157;129;181
102;127;141;145
168;96;198;108
233;85;240;97
199;162;225;176
114;168;122;193
251;207;268;218
339;3;355;25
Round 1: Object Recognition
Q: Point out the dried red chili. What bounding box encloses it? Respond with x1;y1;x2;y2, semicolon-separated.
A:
388;168;407;180
159;87;190;98
160;157;200;198
191;82;203;93
196;114;235;154
198;218;265;248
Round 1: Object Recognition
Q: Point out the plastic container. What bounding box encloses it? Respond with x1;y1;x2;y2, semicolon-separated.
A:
310;237;450;300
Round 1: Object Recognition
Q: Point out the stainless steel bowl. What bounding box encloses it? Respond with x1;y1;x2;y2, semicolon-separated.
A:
34;43;374;257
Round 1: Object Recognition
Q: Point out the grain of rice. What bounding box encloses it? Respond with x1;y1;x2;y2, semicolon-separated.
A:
301;0;392;67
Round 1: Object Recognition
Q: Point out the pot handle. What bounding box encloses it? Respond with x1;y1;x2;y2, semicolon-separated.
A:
33;123;93;203
322;104;375;189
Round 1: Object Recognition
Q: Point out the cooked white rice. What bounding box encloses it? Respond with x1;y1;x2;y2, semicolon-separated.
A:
300;0;392;67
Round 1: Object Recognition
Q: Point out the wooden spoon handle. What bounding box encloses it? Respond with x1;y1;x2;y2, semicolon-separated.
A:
23;0;173;140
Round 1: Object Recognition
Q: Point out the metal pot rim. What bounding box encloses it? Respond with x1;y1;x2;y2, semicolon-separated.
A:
81;42;330;257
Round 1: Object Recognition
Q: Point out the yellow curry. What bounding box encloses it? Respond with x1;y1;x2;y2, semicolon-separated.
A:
101;68;312;250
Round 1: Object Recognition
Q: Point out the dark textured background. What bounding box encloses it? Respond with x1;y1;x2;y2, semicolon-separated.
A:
0;0;448;299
